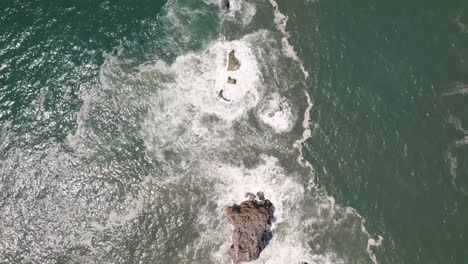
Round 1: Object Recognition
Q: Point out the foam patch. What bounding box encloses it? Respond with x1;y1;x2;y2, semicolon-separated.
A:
257;93;296;133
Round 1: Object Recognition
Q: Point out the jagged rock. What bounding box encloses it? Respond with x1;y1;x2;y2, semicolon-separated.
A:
227;76;237;84
225;193;274;263
222;0;230;10
227;50;241;71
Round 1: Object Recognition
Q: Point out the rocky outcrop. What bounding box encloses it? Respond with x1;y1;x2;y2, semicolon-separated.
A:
227;50;241;71
225;192;274;263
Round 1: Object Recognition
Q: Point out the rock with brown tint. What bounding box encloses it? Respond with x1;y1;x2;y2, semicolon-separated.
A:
225;193;274;263
227;50;241;71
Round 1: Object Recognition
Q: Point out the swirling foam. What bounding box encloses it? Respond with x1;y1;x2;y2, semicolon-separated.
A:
0;0;384;263
140;35;262;122
257;93;296;133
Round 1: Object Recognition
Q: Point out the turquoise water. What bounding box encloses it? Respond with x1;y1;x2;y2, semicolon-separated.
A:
1;0;467;263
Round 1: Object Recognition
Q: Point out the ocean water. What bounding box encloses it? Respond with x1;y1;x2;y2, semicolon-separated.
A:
0;0;467;263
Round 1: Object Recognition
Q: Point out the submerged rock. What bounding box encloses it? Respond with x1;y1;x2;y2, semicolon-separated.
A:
225;193;274;263
222;0;230;10
227;50;241;71
218;89;231;102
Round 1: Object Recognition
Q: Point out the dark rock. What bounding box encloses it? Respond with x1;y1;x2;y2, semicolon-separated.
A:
245;192;256;200
222;0;230;10
218;90;231;102
227;76;237;84
227;50;241;71
256;191;265;201
225;193;274;263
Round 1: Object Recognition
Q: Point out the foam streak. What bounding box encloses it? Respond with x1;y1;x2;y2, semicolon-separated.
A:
269;0;309;79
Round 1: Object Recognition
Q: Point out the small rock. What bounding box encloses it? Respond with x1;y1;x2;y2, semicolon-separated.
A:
227;76;237;84
256;191;265;201
227;50;241;71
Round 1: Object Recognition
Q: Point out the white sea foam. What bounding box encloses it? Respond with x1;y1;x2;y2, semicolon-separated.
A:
223;0;256;26
190;153;379;264
94;3;386;263
215;41;261;103
193;155;328;264
267;0;315;171
129;29;335;260
0;121;12;143
140;35;261;123
455;11;468;34
367;234;384;264
269;0;309;79
257;93;296;133
66;89;93;149
27;1;385;262
444;103;468;195
294;90;315;173
443;83;468;96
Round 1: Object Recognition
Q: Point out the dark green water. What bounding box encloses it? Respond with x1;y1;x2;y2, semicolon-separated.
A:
283;0;468;262
1;0;468;263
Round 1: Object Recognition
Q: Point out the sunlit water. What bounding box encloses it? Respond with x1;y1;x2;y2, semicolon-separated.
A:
1;0;467;263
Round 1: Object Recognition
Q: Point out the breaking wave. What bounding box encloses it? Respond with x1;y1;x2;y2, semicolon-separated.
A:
0;0;382;263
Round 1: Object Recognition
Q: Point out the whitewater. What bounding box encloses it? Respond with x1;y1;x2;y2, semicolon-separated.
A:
0;0;382;263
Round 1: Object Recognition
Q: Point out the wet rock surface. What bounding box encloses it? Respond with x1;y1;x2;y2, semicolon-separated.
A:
225;192;274;263
227;49;241;71
219;49;241;102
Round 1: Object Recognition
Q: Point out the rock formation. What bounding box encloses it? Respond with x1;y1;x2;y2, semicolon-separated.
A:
227;76;237;84
218;90;231;102
226;50;239;85
227;50;241;71
225;192;274;263
219;49;241;101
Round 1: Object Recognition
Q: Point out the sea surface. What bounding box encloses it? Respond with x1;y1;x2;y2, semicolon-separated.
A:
1;0;467;263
